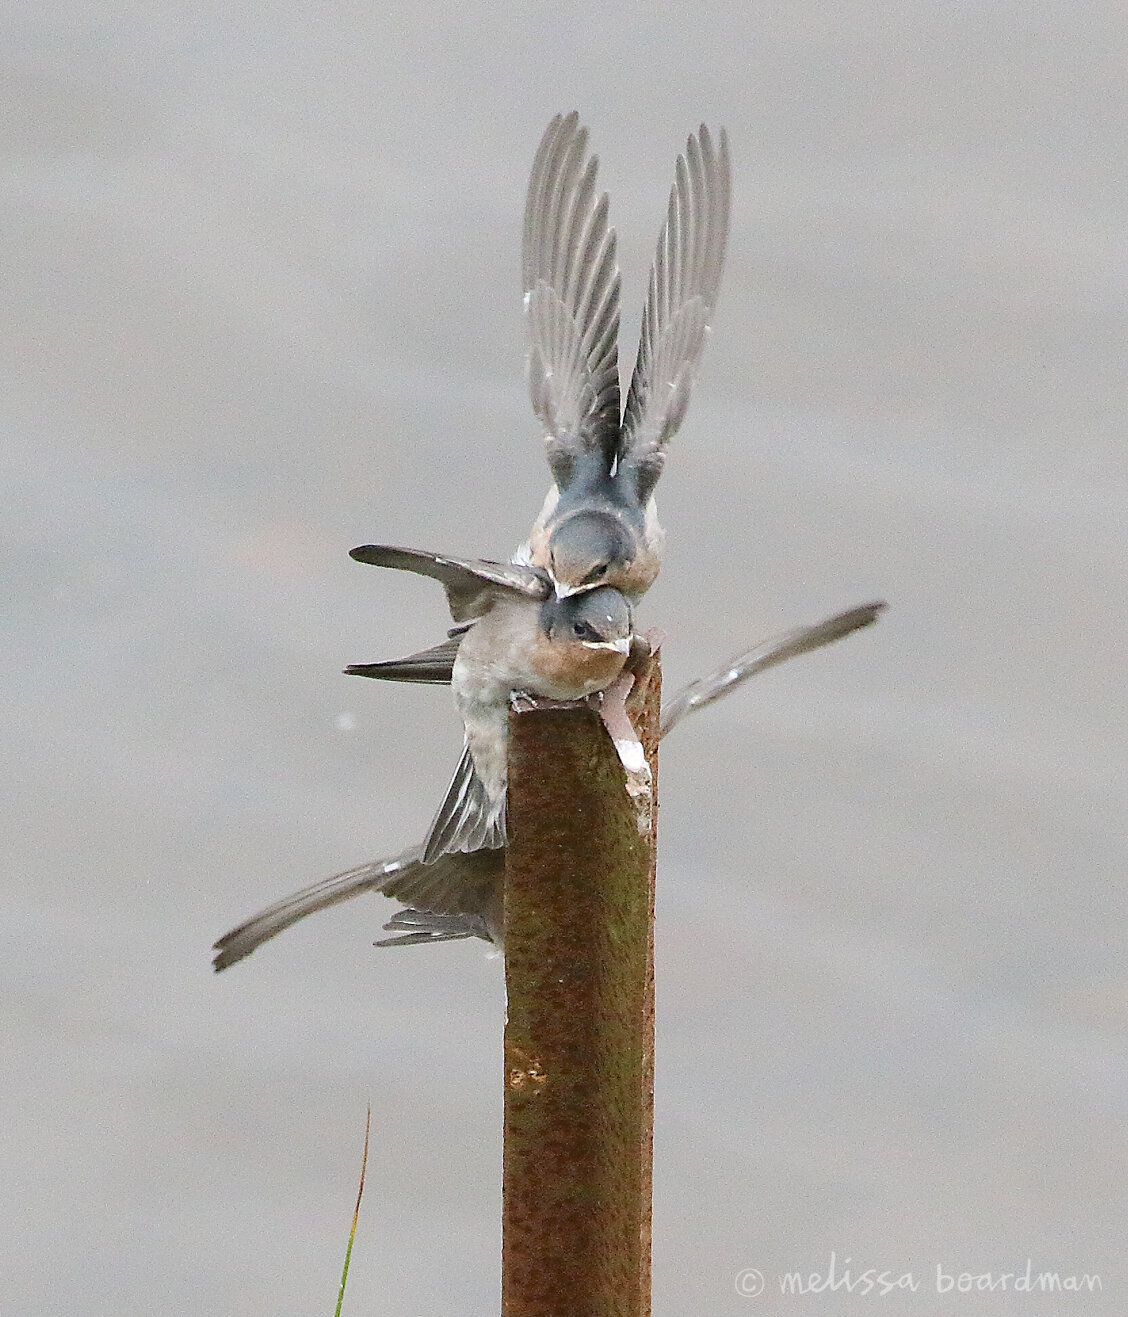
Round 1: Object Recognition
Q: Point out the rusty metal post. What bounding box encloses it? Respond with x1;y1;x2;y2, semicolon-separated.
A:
502;654;661;1317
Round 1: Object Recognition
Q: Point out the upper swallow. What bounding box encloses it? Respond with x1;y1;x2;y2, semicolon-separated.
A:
347;543;634;863
516;112;732;600
211;602;886;970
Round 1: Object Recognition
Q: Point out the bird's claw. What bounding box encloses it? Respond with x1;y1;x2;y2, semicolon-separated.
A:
509;689;585;714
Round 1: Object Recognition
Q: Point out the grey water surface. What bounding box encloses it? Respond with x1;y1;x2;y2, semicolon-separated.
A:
2;4;1125;1313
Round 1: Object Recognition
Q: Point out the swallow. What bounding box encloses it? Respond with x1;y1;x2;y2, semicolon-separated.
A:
338;113;729;836
212;601;885;969
515;112;732;600
348;544;636;862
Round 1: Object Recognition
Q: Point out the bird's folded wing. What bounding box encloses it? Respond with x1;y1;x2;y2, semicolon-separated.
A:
523;111;622;490
349;544;549;622
421;743;506;863
618;125;732;504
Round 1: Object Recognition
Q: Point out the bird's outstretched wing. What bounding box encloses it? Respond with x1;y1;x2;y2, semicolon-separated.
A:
349;544;549;622
659;602;886;738
523;112;622;490
619;125;731;505
212;849;424;971
212;845;505;969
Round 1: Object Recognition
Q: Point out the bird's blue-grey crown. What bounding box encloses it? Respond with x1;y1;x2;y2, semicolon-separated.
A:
539;584;633;648
547;511;636;598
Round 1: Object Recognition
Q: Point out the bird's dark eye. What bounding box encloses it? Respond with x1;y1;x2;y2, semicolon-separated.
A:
581;563;609;586
572;621;597;641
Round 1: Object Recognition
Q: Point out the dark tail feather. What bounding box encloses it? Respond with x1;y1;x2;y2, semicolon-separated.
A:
345;635;463;685
374;908;493;947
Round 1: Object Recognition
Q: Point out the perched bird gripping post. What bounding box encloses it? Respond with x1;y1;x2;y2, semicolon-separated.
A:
501;648;661;1317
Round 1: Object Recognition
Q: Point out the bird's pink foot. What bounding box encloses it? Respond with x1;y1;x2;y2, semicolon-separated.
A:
594;668;652;815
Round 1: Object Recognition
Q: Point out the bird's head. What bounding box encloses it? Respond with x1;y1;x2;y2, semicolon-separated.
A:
547;512;635;598
540;586;633;654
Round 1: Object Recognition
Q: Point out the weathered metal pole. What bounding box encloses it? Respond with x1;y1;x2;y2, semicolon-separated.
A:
502;653;661;1317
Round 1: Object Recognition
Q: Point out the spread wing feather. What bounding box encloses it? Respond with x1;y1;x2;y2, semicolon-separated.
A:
523;112;622;488
619;125;731;504
659;602;886;738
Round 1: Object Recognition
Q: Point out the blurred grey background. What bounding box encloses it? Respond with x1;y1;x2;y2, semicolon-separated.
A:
2;3;1125;1313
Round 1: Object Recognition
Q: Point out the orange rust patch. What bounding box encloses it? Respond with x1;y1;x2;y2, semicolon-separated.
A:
506;1045;548;1092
